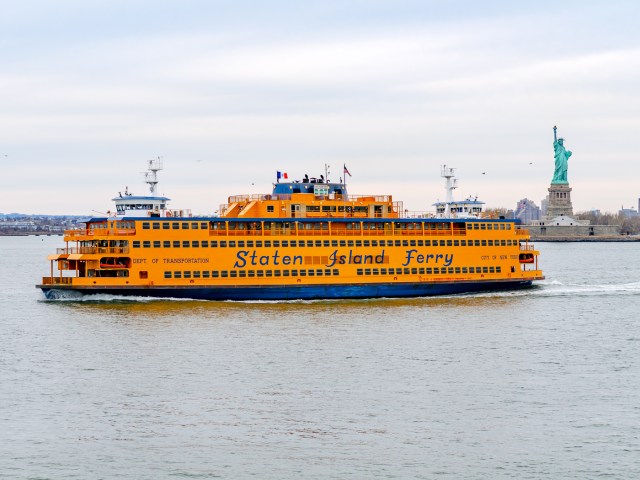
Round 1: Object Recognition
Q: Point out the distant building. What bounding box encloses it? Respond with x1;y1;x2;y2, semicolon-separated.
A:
619;206;639;218
514;198;540;223
540;195;549;217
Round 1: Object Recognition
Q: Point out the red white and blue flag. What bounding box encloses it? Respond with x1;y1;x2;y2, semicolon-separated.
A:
276;171;288;182
343;164;352;177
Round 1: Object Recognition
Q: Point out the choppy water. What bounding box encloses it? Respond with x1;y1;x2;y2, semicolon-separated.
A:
1;236;639;479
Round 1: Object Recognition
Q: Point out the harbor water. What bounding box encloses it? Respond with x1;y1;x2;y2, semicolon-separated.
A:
1;235;639;479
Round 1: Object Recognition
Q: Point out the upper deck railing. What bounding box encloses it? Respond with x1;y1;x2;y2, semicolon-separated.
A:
56;247;130;255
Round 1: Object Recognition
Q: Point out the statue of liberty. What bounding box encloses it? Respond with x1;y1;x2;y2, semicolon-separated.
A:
552;125;571;184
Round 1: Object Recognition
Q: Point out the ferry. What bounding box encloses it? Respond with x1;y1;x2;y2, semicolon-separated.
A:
37;160;544;300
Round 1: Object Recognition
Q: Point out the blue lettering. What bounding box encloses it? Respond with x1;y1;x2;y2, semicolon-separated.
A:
403;249;418;267
444;254;453;267
234;250;248;268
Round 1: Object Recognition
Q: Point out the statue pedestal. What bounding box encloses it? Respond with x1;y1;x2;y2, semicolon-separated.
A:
545;183;573;220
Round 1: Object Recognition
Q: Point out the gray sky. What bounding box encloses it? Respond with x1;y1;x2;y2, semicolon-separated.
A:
2;0;639;215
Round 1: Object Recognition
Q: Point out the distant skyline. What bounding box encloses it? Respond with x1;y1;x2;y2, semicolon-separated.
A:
2;0;640;215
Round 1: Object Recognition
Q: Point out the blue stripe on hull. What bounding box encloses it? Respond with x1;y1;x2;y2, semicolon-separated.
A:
41;280;533;301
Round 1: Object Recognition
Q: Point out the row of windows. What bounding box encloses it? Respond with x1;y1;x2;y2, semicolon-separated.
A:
164;269;341;279
160;265;503;279
141;221;512;231
356;266;502;275
133;239;519;249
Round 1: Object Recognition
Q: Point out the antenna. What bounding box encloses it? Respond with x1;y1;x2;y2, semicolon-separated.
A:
144;156;163;195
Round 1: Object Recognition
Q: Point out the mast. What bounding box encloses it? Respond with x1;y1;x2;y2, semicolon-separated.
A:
145;157;163;196
441;165;458;217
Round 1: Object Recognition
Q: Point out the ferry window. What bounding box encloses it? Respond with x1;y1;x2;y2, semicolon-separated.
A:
194;271;201;278
371;268;378;275
265;270;272;277
142;222;150;230
489;267;495;273
153;241;161;248
419;268;425;275
300;269;307;276
448;267;454;274
143;241;151;248
357;269;363;275
423;240;430;247
323;269;330;276
230;271;237;278
470;267;475;273
506;224;511;230
364;240;370;247
496;266;501;273
229;241;236;248
248;270;255;277
417;240;424;247
438;240;445;246
333;269;339;276
433;268;439;274
447;240;452;246
172;222;179;229
289;241;296;247
182;222;190;229
482;267;489;273
314;240;321;247
500;240;506;246
255;241;262;247
247;241;254;247
481;240;487;246
164;271;171;279
474;240;480;246
173;241;180;248
305;241;312;247
365;269;372;276
152;222;160;230
267;205;275;213
184;271;191;279
411;268;417;274
133;241;140;248
239;271;246;277
373;240;379;247
183;241;190;248
192;241;200;248
203;271;210;278
163;240;170;248
272;241;279;247
307;270;314;277
201;223;207;229
460;240;466;246
262;241;269;247
348;240;354;247
403;268;410;275
462;267;468;274
454;240;459;246
355;240;362;247
402;240;408;247
323;240;330;247
221;271;228;278
395;240;401;246
331;240;337;247
426;268;433;275
202;240;209;248
211;241;218;247
212;271;219;278
282;241;288;247
340;240;346;247
192;223;199;230
283;270;290;277
455;267;461;274
174;271;182;278
220;241;227;247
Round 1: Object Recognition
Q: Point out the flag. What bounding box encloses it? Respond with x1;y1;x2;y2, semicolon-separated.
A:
343;164;352;177
276;171;282;182
283;172;288;179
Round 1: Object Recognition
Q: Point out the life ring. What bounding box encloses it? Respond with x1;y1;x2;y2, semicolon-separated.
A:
166;211;172;217
346;206;353;214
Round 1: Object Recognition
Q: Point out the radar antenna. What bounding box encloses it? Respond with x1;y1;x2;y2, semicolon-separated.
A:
145;157;163;196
